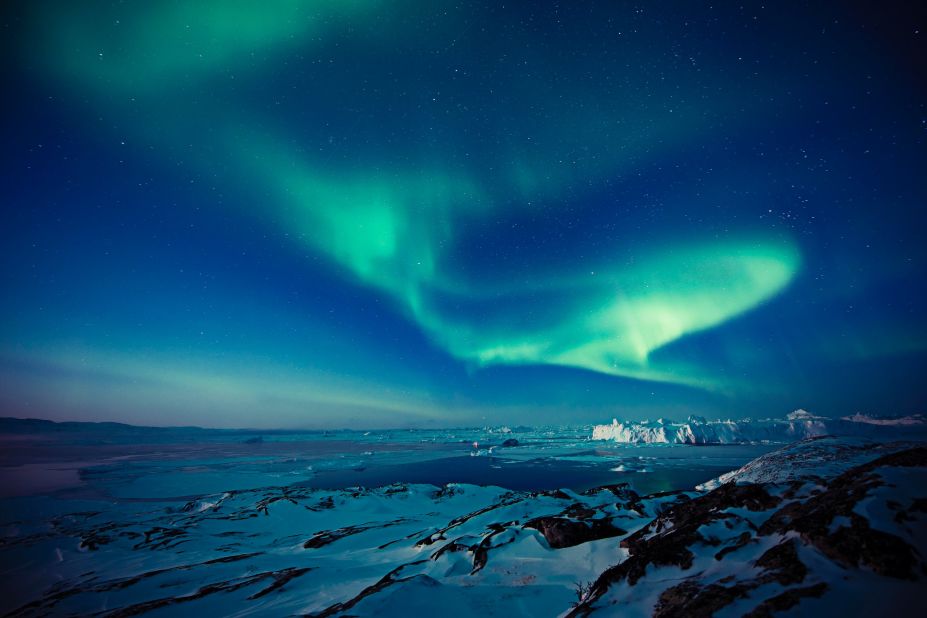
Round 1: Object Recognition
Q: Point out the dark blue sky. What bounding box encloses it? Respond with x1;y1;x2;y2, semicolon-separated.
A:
1;1;925;427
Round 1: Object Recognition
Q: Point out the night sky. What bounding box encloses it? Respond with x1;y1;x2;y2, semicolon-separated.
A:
1;1;925;428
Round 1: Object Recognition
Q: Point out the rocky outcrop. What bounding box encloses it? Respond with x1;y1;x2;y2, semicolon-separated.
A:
569;444;927;616
5;439;925;617
525;515;626;549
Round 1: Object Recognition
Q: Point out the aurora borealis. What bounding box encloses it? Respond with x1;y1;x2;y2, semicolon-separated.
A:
1;2;925;427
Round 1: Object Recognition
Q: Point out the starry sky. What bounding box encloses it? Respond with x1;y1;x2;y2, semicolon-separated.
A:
1;1;925;428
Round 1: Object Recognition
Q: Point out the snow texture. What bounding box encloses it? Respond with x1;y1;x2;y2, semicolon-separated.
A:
1;436;926;616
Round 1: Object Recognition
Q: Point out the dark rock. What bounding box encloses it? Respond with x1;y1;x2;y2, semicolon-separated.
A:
315;560;429;617
133;526;187;550
583;483;651;515
524;516;627;549
893;497;927;523
759;447;926;579
754;539;807;585
623;537;808;617
429;539;470;561
547;489;574;501
305;518;409;549
104;566;312;617
304;525;372;549
743;583;828;618
562;503;597;519
470;523;515;573
570;446;927;617
78;533;110;551
569;483;780;615
654;580;752;618
414;494;524;547
255;493;297;515
431;484;462;499
7;555;300;617
714;531;752;560
306;495;334;511
501;438;519;447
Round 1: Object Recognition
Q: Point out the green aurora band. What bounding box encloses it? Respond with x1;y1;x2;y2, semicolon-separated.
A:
22;0;802;393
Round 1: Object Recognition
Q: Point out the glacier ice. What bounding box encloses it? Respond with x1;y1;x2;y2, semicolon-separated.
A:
591;410;926;444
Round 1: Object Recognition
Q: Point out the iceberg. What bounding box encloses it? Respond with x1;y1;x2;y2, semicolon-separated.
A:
591;410;926;444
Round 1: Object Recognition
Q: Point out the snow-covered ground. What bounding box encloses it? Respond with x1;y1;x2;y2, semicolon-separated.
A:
1;428;925;616
571;437;927;617
591;410;927;444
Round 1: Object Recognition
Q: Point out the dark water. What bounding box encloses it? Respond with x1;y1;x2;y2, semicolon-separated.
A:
0;430;780;500
307;444;778;494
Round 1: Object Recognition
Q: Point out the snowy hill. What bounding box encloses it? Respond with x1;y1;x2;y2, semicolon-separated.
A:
695;435;921;490
570;439;927;617
3;437;926;616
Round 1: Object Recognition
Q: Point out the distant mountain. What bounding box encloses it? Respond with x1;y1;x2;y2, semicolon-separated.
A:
0;417;207;434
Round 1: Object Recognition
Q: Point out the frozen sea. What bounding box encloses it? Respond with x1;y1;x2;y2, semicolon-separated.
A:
1;420;815;616
0;423;778;500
